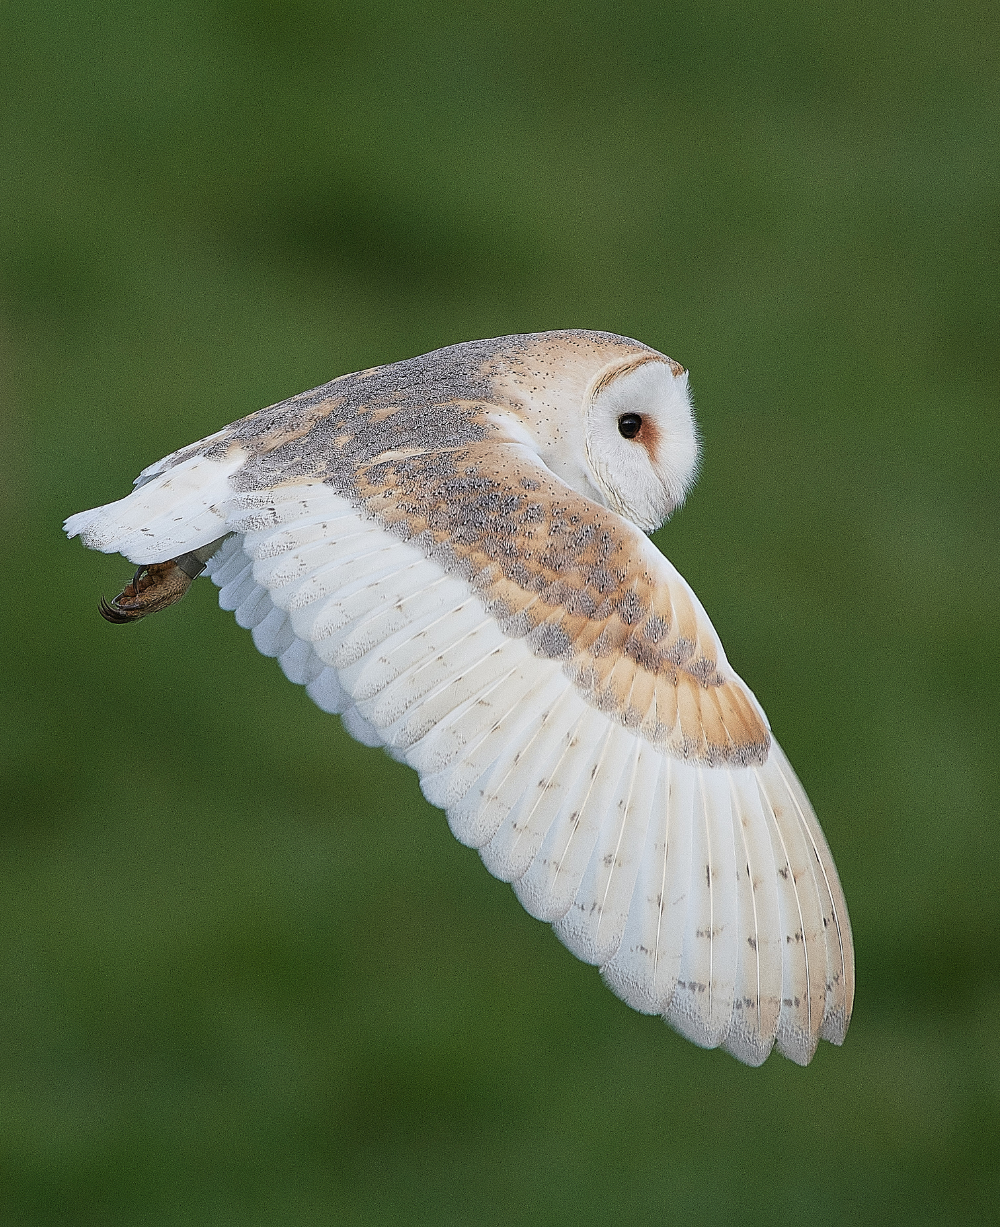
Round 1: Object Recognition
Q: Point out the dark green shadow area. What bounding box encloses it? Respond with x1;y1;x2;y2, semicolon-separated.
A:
2;1;998;1222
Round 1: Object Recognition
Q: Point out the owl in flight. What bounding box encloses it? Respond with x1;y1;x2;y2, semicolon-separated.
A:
66;330;853;1067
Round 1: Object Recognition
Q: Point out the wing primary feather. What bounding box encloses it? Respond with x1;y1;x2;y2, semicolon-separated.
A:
477;687;592;882
581;661;671;966
370;637;516;752
755;759;823;1067
404;659;527;783
359;614;514;740
507;708;614;919
310;567;455;652
414;656;566;806
569;738;663;967
598;753;668;1012
539;723;639;936
677;768;740;1049
339;704;385;746
722;770;782;1065
730;772;762;1052
478;699;594;886
652;759;698;1022
306;667;351;715
275;637;323;686
767;745;853;1045
441;670;572;849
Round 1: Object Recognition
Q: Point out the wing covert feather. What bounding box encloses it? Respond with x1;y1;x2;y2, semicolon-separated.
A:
348;442;771;769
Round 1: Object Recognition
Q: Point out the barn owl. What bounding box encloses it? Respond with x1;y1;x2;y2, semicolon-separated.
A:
65;329;853;1066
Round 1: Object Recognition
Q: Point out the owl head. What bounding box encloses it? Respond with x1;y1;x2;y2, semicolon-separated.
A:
491;335;699;533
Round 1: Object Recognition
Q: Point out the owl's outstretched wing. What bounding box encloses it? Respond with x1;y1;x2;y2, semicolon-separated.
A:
66;429;853;1067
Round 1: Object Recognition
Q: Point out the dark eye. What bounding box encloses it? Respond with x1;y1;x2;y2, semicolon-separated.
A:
618;413;642;439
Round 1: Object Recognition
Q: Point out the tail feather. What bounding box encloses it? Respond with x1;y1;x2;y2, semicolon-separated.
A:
64;450;244;564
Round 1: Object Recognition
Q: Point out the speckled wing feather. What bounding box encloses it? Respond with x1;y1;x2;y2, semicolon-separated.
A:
65;330;853;1065
349;440;770;768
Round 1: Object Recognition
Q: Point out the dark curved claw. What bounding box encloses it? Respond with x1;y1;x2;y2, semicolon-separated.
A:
99;596;139;624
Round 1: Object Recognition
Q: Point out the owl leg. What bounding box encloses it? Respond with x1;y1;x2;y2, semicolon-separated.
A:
98;536;231;624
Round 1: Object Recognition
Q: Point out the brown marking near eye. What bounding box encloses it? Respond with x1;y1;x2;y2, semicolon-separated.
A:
636;415;660;465
585;352;684;470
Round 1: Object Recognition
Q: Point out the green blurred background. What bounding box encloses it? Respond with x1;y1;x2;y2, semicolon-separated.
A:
3;1;998;1222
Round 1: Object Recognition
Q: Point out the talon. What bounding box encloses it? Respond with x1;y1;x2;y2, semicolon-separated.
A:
98;596;136;624
97;555;204;624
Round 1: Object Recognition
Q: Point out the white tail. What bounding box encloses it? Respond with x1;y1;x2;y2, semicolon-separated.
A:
65;449;245;565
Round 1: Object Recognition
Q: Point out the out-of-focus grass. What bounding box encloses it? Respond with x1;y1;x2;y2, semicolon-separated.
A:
2;1;998;1222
